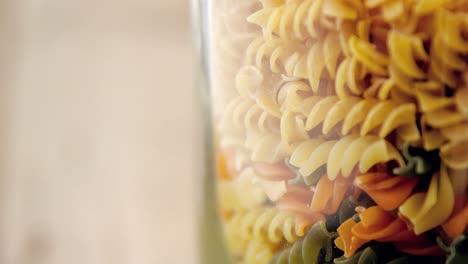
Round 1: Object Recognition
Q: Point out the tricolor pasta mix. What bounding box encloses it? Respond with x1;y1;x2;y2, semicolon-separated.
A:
208;0;468;263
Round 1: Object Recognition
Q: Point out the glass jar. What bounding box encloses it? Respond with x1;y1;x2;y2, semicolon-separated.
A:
196;1;468;263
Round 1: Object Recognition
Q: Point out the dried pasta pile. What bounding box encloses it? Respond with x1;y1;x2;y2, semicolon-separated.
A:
211;0;468;263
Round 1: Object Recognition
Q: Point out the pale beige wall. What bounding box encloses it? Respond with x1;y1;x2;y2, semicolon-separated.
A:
0;1;197;264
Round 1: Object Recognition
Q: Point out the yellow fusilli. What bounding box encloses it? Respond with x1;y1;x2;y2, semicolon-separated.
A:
289;135;405;182
399;165;455;234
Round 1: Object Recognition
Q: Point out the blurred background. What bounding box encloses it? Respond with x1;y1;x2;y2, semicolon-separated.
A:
0;0;197;263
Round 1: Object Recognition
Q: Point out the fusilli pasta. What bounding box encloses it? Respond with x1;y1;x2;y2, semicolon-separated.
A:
354;172;418;210
399;165;455;234
270;221;338;264
289;135;405;182
296;96;419;141
208;0;468;263
226;207;300;245
335;206;443;258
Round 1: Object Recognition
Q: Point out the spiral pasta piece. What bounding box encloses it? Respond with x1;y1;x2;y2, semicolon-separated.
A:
311;174;355;214
279;110;309;153
388;30;429;80
211;0;262;116
335;57;368;97
248;0;365;42
244;36;303;76
335;206;443;258
415;89;455;113
292;33;343;92
354;173;418;211
276;185;327;234
419;115;447;151
429;9;468;89
247;0;323;41
399;165;455;234
409;87;468;152
345;25;433;99
278;174;355;218
334;218;368;257
220;99;290;164
244;33;344;93
270;221;338;264
349;35;390;76
289;135;405;182
226;207;301;253
257;209;298;243
220;97;280;141
296;96;419;140
418;86;468;156
277;81;313;113
352;206;409;241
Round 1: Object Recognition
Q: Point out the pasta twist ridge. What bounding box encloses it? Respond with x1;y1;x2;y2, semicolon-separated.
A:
227;207;301;246
354;172;418;211
429;9;468;89
247;0;324;41
245;33;344;93
221;97;280;136
399;165;455;235
335;206;443;258
277;175;355;217
270;221;339;264
293;96;419;141
248;0;366;41
289;135;405;182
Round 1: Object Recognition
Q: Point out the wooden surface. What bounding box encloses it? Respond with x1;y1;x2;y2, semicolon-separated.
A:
0;1;197;263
